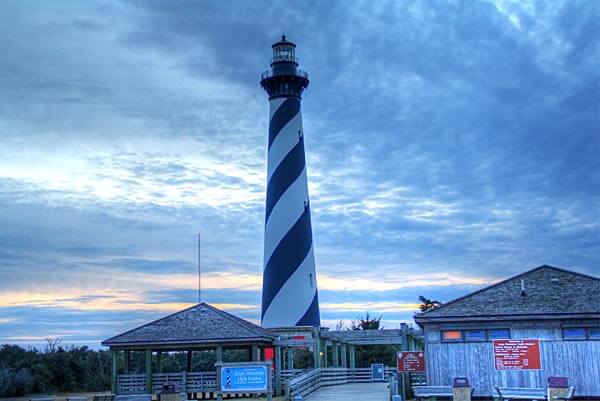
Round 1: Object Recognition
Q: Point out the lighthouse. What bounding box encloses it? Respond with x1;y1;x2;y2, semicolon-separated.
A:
260;36;320;328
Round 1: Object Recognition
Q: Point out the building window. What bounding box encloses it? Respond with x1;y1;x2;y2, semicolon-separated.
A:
488;329;510;340
465;330;486;342
562;327;586;340
590;327;600;340
441;329;510;342
442;330;462;342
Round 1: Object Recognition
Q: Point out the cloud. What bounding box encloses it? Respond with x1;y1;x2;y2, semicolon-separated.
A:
0;0;597;346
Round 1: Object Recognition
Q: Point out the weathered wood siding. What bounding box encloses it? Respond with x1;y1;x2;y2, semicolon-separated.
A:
426;339;600;396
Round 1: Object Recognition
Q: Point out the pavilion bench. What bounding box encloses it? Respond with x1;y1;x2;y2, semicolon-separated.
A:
29;398;55;401
66;397;87;401
494;386;546;400
413;385;453;400
114;395;152;401
92;396;115;401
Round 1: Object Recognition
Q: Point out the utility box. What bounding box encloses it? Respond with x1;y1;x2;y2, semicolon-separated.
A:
159;383;181;401
548;377;571;400
452;377;472;401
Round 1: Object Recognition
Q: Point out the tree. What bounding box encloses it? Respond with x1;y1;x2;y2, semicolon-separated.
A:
418;296;442;312
0;343;112;397
349;313;396;367
351;312;382;330
44;337;62;353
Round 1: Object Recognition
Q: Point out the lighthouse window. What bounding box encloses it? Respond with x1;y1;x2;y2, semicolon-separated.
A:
309;273;313;288
274;46;295;62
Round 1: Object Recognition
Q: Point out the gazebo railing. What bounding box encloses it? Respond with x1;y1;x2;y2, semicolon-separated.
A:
118;371;217;394
118;368;370;395
118;374;146;394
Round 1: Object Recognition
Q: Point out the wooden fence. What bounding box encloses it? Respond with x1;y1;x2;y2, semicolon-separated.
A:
117;369;306;395
287;367;396;399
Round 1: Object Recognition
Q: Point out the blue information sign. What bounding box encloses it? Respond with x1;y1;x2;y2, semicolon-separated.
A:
220;365;268;392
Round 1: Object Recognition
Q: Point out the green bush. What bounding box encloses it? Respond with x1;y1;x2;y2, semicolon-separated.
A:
0;344;112;397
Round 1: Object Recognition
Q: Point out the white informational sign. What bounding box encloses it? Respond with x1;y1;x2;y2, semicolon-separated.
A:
221;365;268;392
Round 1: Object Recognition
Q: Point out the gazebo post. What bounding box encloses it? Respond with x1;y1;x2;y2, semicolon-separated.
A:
157;350;162;373
341;343;347;368
186;350;193;371
124;350;130;374
313;336;320;369
215;345;223;363
349;345;356;369
286;347;294;370
111;349;118;394
274;345;282;395
252;344;259;361
145;349;152;394
332;341;339;368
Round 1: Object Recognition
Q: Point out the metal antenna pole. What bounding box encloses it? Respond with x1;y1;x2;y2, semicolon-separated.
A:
198;232;201;304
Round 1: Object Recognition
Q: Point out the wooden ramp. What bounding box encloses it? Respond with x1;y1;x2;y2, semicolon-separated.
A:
304;382;389;401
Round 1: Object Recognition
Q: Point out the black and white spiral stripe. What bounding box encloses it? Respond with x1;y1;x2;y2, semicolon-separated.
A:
261;96;320;328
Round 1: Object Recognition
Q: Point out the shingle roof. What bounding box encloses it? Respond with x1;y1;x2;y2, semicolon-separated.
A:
102;303;275;347
415;265;600;322
323;328;422;345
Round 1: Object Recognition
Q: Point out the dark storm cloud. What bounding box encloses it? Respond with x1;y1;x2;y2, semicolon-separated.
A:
0;0;597;344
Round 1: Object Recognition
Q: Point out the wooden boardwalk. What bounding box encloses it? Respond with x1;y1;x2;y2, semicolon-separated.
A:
304;382;389;401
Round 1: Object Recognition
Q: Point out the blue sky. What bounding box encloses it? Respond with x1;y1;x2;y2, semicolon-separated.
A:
0;0;598;348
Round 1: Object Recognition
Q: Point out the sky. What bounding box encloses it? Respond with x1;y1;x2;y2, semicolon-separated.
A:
0;0;598;348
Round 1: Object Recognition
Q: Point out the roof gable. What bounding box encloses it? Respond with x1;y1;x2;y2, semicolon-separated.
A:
102;303;275;346
415;265;600;321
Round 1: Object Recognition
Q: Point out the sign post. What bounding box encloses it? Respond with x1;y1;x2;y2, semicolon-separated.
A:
493;339;541;370
397;351;426;401
215;361;272;401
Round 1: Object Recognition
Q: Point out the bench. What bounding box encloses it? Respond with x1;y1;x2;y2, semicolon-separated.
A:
494;386;546;400
114;396;151;401
30;398;55;401
92;396;115;401
66;397;88;401
413;386;453;400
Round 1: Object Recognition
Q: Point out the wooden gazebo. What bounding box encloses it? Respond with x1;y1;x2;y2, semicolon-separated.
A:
102;303;275;395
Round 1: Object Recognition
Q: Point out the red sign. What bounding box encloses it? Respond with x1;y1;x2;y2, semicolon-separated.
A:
264;347;274;361
493;339;541;370
397;351;426;372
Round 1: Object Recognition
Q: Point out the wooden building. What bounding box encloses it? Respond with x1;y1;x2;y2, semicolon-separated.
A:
102;303;276;395
102;303;422;396
414;265;600;398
